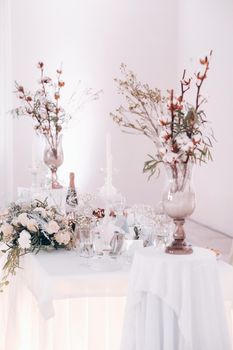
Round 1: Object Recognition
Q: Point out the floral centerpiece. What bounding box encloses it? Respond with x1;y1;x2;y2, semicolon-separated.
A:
111;52;214;254
0;199;74;290
12;62;101;189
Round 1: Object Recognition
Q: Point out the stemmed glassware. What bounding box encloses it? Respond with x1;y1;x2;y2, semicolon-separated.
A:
79;225;94;258
127;203;174;249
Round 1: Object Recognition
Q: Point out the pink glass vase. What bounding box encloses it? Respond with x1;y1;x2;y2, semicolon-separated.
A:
43;134;64;189
162;162;195;255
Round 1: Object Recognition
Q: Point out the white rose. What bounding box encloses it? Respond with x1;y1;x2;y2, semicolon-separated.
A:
18;230;31;249
33;207;47;218
0;223;14;241
26;219;38;232
46;220;60;235
12;217;20;227
20;203;30;211
17;213;29;226
54;231;71;245
46;210;54;219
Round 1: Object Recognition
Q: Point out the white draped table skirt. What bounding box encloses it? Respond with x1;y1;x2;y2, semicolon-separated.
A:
0;250;233;350
1;280;233;350
0;276;126;350
121;292;233;350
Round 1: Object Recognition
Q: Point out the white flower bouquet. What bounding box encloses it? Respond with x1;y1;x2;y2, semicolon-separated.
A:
0;199;74;290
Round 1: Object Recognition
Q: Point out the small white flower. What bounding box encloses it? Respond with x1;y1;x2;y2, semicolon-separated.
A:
17;213;30;226
46;210;55;219
46;220;60;235
181;141;194;152
175;134;194;152
54;214;63;223
0;223;14;241
54;230;71;245
12;217;20;227
40;112;47;120
26;219;38;233
159;147;168;156
18;230;31;249
162;152;179;164
176;134;190;146
36;89;45;97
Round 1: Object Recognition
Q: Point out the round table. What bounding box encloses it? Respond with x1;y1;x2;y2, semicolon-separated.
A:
121;246;232;350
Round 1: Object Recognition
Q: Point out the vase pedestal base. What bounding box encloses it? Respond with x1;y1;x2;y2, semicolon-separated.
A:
165;218;193;255
51;170;63;189
165;239;193;255
52;181;63;190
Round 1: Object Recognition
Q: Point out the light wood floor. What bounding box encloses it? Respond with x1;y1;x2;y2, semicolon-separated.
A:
186;219;233;263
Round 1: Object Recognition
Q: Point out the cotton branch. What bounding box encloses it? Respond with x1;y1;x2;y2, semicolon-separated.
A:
195;50;212;111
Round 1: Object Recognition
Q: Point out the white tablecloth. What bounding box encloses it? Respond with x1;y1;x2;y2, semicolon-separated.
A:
0;250;130;350
121;247;232;350
0;248;233;350
20;250;130;319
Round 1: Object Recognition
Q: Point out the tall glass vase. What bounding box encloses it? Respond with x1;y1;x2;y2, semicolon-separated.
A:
43;134;64;189
162;162;195;254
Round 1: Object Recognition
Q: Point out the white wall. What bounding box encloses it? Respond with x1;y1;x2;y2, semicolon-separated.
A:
178;0;233;235
10;0;233;235
0;0;13;207
11;0;178;205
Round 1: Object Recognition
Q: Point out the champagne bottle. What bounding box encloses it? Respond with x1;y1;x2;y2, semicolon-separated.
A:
66;172;78;214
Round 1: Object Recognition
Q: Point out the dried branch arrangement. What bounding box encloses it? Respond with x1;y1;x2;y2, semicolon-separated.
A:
111;52;214;178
